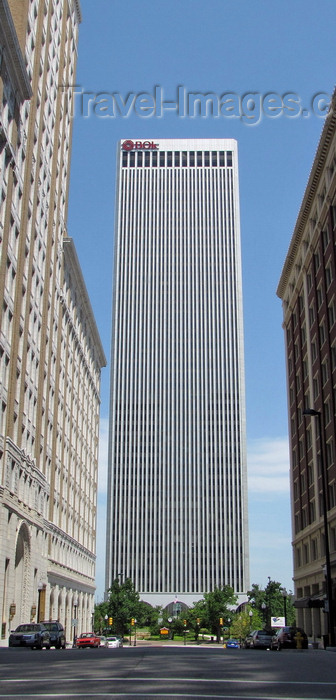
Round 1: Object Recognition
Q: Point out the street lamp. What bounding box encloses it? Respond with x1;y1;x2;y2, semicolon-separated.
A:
37;581;44;623
261;602;266;627
281;588;287;626
73;595;79;648
303;408;335;647
249;610;253;631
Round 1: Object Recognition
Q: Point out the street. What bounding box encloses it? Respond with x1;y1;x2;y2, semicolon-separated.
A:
1;645;336;699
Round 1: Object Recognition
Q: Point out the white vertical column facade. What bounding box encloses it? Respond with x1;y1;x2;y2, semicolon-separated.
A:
106;138;249;605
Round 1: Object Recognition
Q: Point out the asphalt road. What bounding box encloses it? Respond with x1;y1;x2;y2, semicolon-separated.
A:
1;645;336;699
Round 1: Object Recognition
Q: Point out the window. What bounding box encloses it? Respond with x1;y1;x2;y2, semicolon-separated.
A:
322;228;329;251
325;265;332;288
321;362;328;385
308;462;313;485
296;546;301;566
313;377;319;400
326;441;333;468
319;323;326;346
309;501;315;523
309;306;315;327
314;251;321;270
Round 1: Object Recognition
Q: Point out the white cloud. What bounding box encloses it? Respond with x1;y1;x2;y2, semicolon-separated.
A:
247;436;290;494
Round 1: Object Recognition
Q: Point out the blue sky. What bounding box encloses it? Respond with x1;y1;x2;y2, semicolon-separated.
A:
67;0;336;601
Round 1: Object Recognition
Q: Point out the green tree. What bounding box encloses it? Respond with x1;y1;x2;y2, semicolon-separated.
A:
94;601;108;633
230;611;252;643
191;586;237;641
247;580;295;627
105;578;150;636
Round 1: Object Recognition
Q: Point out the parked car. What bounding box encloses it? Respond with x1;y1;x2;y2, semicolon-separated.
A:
244;629;272;649
226;639;240;648
9;623;50;649
40;620;66;649
105;635;122;648
271;626;308;650
99;635;107;647
76;632;101;648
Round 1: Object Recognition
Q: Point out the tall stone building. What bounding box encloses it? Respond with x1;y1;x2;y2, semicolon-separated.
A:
106;138;249;608
0;0;106;645
277;91;336;645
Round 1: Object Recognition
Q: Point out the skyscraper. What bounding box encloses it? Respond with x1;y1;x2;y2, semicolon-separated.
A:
0;0;106;644
277;91;336;644
106;138;249;608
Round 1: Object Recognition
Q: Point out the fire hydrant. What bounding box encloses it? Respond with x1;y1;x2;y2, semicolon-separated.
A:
295;631;303;649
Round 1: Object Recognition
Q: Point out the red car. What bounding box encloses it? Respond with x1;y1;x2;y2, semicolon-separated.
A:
76;632;100;648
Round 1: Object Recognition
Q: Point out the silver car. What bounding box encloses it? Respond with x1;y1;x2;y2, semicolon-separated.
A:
244;629;272;649
9;623;51;649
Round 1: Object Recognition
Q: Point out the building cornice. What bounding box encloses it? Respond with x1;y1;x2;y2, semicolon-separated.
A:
70;0;82;24
0;0;32;102
63;237;106;368
277;88;336;300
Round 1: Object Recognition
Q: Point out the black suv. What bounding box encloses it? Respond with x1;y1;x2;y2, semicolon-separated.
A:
40;621;66;649
271;626;308;650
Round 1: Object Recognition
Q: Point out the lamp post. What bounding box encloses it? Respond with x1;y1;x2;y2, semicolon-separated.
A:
261;602;266;628
249;610;253;631
303;408;335;647
37;581;43;623
281;588;287;626
72;595;78;648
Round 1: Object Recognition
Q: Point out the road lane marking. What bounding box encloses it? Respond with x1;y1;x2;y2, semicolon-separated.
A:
2;677;336;686
1;694;336;700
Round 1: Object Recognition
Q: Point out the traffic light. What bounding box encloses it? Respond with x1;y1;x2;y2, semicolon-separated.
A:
196;618;200;625
108;617;113;626
219;618;223;625
183;619;187;626
131;618;135;625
